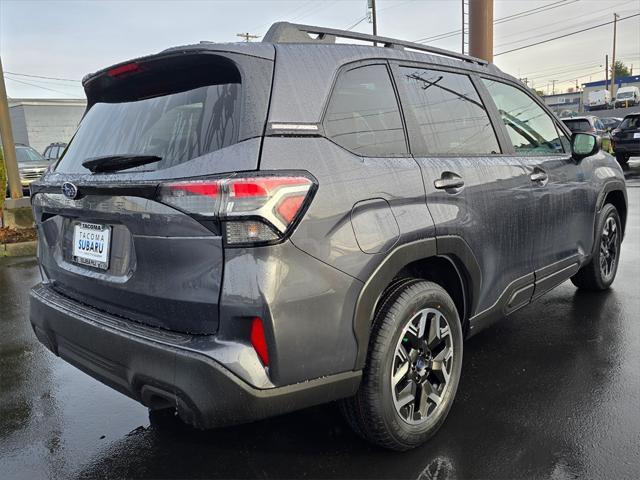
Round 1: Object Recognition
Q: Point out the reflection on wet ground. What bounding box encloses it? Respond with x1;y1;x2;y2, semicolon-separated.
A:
1;177;639;480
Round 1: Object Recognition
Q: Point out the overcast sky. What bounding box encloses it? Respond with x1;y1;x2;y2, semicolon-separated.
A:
1;0;638;99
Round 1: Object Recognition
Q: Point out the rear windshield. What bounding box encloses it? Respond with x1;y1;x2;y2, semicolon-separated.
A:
56;85;240;173
55;53;257;174
563;119;591;132
16;146;45;162
619;116;640;129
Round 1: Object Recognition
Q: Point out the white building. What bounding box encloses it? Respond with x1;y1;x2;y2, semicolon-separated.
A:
7;98;86;154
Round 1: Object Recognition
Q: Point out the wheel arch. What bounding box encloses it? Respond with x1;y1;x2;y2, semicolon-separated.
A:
352;236;480;369
602;189;627;236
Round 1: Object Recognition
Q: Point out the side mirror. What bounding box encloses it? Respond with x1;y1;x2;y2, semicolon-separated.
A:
571;133;600;160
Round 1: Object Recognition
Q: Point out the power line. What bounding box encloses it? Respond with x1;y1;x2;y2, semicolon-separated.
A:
4;71;80;83
495;12;640;56
345;16;368;31
4;76;82;97
496;6;639;49
413;0;576;43
249;0;314;33
494;0;636;47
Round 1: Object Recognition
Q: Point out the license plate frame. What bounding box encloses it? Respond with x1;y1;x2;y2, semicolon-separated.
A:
634;133;640;139
72;222;112;270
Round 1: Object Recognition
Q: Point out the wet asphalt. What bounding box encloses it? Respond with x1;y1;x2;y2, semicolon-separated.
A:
1;162;640;480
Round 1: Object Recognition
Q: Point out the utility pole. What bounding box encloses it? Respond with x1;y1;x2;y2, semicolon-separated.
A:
551;79;557;95
605;54;609;90
236;32;259;42
367;0;378;45
610;13;619;98
0;56;22;200
371;0;377;37
462;0;465;54
469;0;493;62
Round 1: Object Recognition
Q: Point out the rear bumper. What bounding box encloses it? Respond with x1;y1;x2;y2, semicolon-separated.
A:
612;142;640;155
29;283;361;429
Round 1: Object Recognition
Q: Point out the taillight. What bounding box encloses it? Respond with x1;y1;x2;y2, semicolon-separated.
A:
158;174;315;246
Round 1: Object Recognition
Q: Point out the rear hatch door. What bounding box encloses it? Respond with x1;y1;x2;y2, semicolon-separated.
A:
32;46;274;334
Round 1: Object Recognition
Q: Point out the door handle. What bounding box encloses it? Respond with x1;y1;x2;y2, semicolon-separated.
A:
434;173;464;190
530;171;548;183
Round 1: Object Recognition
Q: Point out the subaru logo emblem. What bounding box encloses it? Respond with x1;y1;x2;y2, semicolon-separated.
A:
61;182;78;200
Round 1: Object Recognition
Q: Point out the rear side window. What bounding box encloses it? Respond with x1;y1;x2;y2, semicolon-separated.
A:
563;119;592;132
324;64;407;157
482;79;566;154
399;67;500;155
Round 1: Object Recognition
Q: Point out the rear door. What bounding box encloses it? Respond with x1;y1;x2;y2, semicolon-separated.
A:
392;63;536;323
480;78;591;299
32;48;274;334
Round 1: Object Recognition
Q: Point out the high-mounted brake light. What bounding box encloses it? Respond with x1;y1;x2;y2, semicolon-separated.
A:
107;62;141;77
158;175;315;246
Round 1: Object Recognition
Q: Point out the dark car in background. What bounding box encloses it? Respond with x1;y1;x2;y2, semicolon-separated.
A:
562;115;613;153
29;22;627;451
43;142;68;162
611;113;640;165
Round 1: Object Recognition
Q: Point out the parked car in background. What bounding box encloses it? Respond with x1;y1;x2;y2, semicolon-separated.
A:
587;89;611;111
43;142;68;162
561;116;613;153
611;113;640;165
600;117;623;132
614;86;640;108
29;22;628;451
15;144;49;195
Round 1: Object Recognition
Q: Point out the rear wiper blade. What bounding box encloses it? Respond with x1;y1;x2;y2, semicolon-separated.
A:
82;154;162;173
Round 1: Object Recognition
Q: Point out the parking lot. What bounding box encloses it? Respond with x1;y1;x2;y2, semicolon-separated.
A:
0;161;638;480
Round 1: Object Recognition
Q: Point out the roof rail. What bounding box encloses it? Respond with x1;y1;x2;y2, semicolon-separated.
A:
262;22;488;66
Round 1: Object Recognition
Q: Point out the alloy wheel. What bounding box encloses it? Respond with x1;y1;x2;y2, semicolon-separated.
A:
599;216;618;281
391;308;454;425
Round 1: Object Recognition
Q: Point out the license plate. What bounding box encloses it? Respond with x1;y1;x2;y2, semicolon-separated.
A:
634;133;640;139
72;222;111;270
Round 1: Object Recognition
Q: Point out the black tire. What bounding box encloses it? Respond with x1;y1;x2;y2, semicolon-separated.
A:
571;203;622;291
615;153;629;165
341;280;463;451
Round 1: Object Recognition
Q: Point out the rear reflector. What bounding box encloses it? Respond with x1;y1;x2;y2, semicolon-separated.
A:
158;174;315;246
250;317;269;366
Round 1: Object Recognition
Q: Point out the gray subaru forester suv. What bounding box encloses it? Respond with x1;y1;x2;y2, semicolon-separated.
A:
29;23;627;450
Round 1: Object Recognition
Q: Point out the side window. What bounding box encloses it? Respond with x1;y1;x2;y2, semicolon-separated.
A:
399;67;500;155
44;147;52;159
595;119;605;131
324;64;407;156
482;78;566;154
